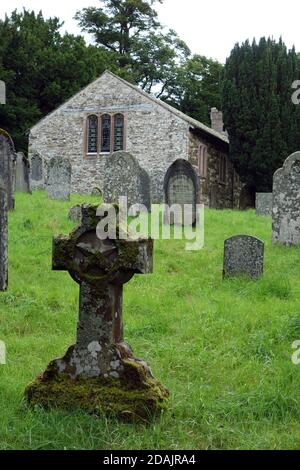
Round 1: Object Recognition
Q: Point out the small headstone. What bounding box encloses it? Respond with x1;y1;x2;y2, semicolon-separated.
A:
15;152;31;193
103;151;151;210
256;193;272;216
0;81;6;105
223;235;264;280
25;204;169;419
273;152;300;245
30;153;43;189
164;159;199;225
68;205;82;223
46;156;71;200
0;129;16;210
0;177;8;291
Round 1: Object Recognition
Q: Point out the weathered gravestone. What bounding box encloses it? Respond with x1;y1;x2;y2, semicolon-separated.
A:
0;177;8;291
256;193;273;216
68;205;82;223
46;156;71;200
30;153;44;189
223;235;264;280
273;152;300;245
164;159;199;225
103;151;151;211
15;152;31;193
0;129;16;210
0;80;5;105
25;204;169;419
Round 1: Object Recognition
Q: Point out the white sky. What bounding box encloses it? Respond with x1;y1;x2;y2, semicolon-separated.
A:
0;0;300;63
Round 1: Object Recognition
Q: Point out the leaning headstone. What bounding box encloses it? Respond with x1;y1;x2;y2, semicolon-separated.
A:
0;177;8;291
68;205;82;223
15;152;31;193
256;193;272;216
0;80;6;105
25;204;169;419
223;235;264;280
273;152;300;245
46;156;71;201
0;129;16;210
103;151;151;211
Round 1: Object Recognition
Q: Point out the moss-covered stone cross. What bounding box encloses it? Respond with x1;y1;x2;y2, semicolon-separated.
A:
25;204;169;419
51;204;154;379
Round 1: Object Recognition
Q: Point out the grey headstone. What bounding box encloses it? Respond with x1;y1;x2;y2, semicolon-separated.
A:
68;205;82;223
0;81;6;105
103;151;151;210
15;152;31;193
0;177;8;291
223;235;264;280
0;130;16;210
163;159;199;225
256;193;273;216
273;152;300;245
30;153;44;189
46;156;71;200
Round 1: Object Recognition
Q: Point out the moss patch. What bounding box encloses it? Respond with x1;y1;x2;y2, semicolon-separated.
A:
25;360;169;422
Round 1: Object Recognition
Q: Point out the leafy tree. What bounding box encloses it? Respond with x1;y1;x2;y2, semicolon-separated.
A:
75;0;162;66
0;9;115;151
75;0;190;95
160;54;223;125
221;37;300;191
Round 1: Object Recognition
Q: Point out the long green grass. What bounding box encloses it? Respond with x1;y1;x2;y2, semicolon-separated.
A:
1;191;300;450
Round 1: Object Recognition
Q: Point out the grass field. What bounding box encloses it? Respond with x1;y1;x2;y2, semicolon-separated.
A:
1;190;300;450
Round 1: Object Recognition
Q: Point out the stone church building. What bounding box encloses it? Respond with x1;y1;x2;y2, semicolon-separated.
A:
28;70;242;208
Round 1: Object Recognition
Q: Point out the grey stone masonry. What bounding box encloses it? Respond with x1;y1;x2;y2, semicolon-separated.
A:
273;152;300;245
256;193;273;216
0;177;8;291
0;81;5;105
103;151;151;210
223;235;264;280
0;129;16;210
15;152;31;193
46;156;71;200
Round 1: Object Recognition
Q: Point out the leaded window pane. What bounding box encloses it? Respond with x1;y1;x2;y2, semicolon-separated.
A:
87;115;98;154
101;114;111;152
114;114;124;151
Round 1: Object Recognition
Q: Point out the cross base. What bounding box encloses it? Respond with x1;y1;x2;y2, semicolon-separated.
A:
25;346;169;421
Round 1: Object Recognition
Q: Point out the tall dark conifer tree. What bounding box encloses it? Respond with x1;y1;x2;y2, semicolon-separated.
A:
221;37;300;191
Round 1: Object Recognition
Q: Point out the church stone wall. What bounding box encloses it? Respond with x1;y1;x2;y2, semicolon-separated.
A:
188;132;242;209
29;73;189;203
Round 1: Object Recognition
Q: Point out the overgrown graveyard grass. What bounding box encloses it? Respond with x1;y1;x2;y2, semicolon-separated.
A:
1;191;300;449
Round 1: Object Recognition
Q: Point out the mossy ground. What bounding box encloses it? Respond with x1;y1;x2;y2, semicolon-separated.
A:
1;191;300;449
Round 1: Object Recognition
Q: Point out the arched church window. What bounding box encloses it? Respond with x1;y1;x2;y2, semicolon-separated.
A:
114;114;124;151
101;114;111;153
87;115;98;154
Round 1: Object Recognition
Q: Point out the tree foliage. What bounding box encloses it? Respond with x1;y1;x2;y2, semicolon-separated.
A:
221;37;300;191
0;9;115;151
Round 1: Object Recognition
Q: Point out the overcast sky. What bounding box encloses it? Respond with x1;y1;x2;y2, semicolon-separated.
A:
0;0;299;63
